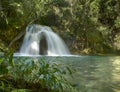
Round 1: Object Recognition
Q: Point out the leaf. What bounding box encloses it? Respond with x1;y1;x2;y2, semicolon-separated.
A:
0;59;4;64
1;81;5;90
66;67;73;75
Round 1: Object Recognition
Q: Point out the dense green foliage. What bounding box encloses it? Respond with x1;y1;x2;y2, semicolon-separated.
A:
0;0;120;54
0;52;76;92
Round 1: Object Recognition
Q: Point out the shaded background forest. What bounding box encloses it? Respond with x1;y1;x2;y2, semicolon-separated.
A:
0;0;120;55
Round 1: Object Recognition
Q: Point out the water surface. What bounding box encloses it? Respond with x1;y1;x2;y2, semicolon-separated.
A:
59;55;120;92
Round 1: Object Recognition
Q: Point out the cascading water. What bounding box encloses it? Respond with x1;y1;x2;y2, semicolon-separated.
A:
19;24;70;56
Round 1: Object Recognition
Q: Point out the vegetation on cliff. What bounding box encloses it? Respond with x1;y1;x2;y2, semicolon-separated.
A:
0;0;120;54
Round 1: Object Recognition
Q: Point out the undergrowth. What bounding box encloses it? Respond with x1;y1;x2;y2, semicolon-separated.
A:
0;51;78;92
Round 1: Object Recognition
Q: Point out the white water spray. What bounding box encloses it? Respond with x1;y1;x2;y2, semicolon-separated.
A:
19;24;70;56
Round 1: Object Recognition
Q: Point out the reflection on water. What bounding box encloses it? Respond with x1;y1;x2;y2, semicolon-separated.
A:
58;56;120;92
14;55;120;92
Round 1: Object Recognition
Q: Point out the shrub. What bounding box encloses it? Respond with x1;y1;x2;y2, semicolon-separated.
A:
7;57;76;92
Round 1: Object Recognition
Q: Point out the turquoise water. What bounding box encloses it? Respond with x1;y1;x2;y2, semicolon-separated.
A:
60;56;120;92
13;55;120;92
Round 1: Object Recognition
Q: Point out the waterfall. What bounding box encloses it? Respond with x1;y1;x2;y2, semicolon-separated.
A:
19;24;70;56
